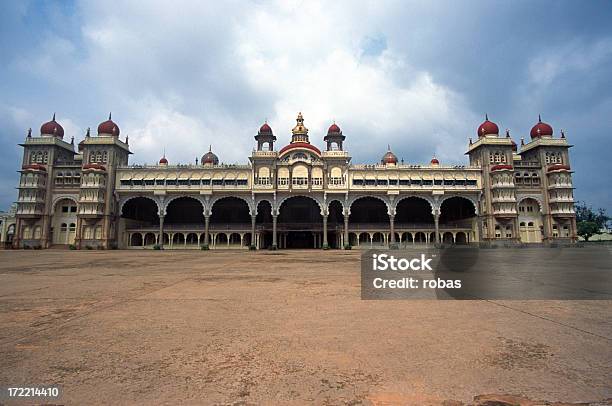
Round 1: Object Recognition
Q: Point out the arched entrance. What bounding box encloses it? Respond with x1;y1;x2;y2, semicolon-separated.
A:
395;196;433;246
327;200;344;248
165;197;204;225
211;197;251;225
122;197;160;247
256;200;273;249
52;198;78;245
518;198;543;243
348;197;389;248
439;196;476;244
278;196;322;248
210;197;251;248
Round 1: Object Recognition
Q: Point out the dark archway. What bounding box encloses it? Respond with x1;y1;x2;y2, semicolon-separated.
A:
165;197;204;225
211;197;251;225
439;197;476;226
122;197;159;227
349;197;389;224
278;196;322;248
395;197;433;225
328;200;344;249
256;200;273;249
130;233;143;246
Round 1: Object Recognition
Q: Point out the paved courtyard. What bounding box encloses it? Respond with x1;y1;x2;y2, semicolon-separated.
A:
0;249;610;405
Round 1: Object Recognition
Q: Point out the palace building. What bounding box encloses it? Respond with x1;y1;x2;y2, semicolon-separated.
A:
10;112;576;249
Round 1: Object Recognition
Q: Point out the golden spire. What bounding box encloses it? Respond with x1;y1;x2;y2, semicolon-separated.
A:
291;112;309;143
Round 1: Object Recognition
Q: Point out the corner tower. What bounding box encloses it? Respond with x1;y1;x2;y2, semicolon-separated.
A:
76;114;131;249
466;115;518;243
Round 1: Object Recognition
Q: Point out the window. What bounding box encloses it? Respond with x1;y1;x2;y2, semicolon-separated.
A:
291;177;308;186
62;206;69;213
70;206;77;213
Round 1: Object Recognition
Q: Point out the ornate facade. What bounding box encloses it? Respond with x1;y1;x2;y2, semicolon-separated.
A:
10;112;576;249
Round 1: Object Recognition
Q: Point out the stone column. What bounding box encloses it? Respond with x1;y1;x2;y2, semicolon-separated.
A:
434;213;440;244
272;214;278;249
251;215;256;248
158;215;165;248
204;215;210;246
389;215;396;247
476;216;483;244
542;215;550;243
322;215;328;248
343;216;349;249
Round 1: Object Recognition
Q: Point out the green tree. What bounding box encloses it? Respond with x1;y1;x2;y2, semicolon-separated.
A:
575;201;610;241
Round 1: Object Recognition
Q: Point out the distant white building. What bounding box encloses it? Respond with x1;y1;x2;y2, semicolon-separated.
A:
0;204;17;248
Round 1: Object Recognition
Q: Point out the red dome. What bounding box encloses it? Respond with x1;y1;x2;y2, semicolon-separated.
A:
98;113;120;136
327;123;341;133
259;122;272;133
40;114;64;138
430;157;439;164
477;115;499;137
530;116;553;138
381;150;398;164
201;147;219;165
159;157;168;164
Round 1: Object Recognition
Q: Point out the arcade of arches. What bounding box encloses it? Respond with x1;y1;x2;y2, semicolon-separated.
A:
120;194;479;249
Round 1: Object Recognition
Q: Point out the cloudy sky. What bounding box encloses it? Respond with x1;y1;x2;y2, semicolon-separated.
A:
1;0;611;212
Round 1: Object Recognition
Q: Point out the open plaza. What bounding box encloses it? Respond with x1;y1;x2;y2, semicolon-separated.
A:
0;249;610;405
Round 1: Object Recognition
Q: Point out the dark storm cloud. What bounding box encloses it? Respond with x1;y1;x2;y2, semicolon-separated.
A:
0;0;610;212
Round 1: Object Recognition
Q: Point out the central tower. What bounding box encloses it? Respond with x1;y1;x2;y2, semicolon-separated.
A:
290;112;309;143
